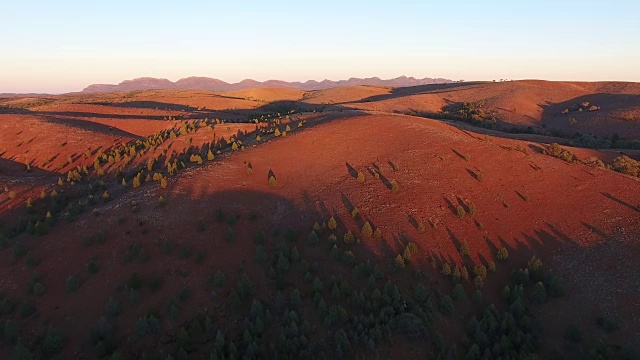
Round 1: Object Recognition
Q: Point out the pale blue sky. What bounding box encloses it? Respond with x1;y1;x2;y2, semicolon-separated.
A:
1;0;639;93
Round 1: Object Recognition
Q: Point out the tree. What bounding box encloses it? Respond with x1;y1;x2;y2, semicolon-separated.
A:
361;221;373;237
328;216;337;230
531;281;547;304
390;180;399;193
357;172;365;183
496;247;509;261
268;175;277;188
307;231;320;246
414;283;428;303
441;263;452;276
66;276;80;293
208;271;224;290
341;230;354;244
459;241;470;257
394;254;406;269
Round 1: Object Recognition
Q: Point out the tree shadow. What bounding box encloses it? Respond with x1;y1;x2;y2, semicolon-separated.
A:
601;192;640;212
515;191;528;202
345;162;358;179
528;144;546;154
465;168;481;181
451;149;467;161
43;116;143;139
442;196;458;216
581;222;609;239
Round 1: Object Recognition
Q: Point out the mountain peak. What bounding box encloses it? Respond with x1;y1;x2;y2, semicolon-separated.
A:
82;76;452;93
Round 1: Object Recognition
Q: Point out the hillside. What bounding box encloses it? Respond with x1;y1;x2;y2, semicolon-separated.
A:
0;85;639;359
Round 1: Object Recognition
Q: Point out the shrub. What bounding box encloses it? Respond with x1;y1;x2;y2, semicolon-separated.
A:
612;155;640;177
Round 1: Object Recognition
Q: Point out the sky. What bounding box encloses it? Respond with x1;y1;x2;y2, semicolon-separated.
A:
1;0;639;93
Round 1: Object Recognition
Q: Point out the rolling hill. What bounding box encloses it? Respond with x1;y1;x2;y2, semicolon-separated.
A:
0;83;639;359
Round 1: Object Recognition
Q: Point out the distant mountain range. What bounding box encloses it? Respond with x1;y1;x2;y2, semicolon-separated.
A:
82;76;452;93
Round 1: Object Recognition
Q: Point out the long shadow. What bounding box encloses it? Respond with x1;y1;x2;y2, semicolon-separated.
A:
36;111;168;121
515;191;528;202
0;157;59;177
601;192;640;212
455;196;470;213
331;82;486;105
451;149;468;161
43;116;143;139
345;162;358;179
581;222;609;239
539;93;640;140
442;196;458;216
90;101;199;112
465;168;480;181
340;192;356;214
